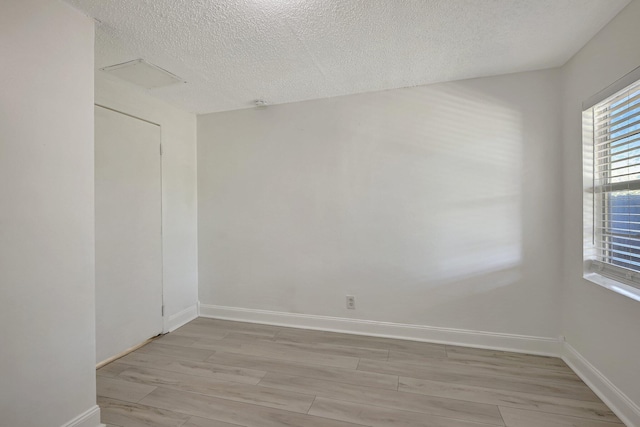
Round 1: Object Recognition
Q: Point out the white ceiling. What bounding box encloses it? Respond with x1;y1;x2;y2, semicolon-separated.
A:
65;0;630;114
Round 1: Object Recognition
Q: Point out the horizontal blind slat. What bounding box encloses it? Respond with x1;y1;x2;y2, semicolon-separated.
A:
595;122;640;141
594;93;640;121
594;129;640;148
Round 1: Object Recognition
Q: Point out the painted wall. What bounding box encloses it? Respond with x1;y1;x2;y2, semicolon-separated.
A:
0;0;100;426
198;69;563;342
560;0;640;419
95;72;199;335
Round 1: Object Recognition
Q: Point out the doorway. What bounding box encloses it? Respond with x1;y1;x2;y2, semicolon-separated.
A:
94;105;163;364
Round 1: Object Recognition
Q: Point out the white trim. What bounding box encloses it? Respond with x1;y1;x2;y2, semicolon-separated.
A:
562;342;640;427
584;272;640;303
164;303;199;333
198;304;561;356
60;405;103;427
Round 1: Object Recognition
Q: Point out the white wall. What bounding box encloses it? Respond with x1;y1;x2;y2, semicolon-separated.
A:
0;0;100;426
95;73;199;334
561;0;640;423
198;69;563;347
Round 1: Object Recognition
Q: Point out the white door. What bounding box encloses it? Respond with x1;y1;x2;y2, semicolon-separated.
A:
95;105;163;364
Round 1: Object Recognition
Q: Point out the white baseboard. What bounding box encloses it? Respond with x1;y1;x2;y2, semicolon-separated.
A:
60;405;102;427
198;304;561;356
164;303;199;333
562;342;640;427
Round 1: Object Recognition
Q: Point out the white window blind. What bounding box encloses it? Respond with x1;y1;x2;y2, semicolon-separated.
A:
588;77;640;287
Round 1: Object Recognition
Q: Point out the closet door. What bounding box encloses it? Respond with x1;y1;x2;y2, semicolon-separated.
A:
95;105;163;364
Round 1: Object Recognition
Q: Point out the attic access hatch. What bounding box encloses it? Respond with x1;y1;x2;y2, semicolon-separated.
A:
100;59;184;89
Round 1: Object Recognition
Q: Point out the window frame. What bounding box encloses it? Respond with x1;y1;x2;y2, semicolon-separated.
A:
583;66;640;302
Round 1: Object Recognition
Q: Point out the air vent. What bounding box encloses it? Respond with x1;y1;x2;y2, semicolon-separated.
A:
100;59;184;89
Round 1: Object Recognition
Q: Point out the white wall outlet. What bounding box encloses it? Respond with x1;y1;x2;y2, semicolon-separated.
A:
346;295;356;309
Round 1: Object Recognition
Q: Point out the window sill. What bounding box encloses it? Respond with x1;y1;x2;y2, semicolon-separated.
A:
584;272;640;302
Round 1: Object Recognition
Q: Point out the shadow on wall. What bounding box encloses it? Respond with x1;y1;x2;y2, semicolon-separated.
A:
201;77;538;328
334;83;526;326
345;83;524;283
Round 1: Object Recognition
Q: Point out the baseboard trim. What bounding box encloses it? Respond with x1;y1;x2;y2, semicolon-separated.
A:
562;342;640;427
96;336;155;369
199;304;561;356
60;405;102;427
164;303;199;333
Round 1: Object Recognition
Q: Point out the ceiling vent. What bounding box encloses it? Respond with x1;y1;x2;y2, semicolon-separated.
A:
100;59;184;89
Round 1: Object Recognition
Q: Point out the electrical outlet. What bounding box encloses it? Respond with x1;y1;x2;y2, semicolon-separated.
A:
346;295;356;309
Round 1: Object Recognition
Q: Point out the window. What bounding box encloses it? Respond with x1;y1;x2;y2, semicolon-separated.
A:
584;75;640;293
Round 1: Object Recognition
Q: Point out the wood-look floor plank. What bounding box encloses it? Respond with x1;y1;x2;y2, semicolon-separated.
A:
259;372;504;425
439;352;573;374
188;318;281;337
275;328;447;357
388;349;448;365
498;406;624;427
192;337;360;369
97;362;132;378
206;350;399;389
118;352;266;384
398;377;621;423
117;366;315;413
139;387;366;427
99;396;191;427
137;342;215;361
385;340;449;358
171;324;229;340
219;330;283;340
97;376;157;403
183;416;244;427
362;355;581;385
223;331;391;360
358;359;597;401
174;317;284;339
308;397;500;427
274;328;393;350
154;334;199;347
445;346;570;371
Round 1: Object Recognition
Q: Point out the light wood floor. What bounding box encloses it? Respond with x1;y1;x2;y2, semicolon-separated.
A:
97;318;623;427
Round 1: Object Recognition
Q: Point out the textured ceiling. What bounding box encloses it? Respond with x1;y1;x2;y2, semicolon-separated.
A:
65;0;630;114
